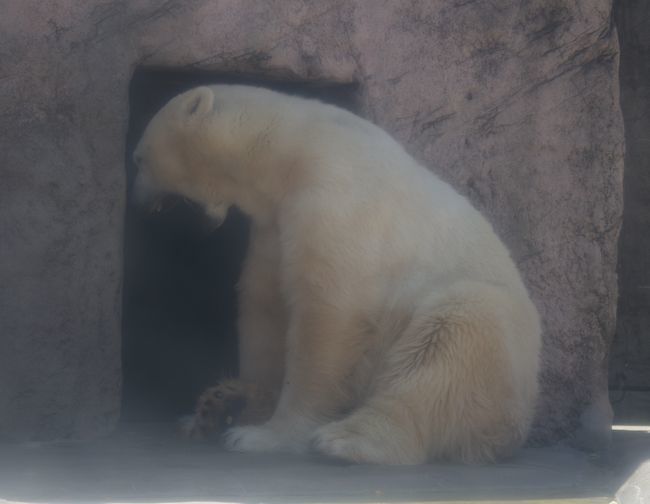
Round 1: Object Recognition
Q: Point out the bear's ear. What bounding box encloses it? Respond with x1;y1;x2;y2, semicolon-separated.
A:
182;86;215;119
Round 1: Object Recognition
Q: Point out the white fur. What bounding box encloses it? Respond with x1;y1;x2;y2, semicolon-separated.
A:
134;85;541;464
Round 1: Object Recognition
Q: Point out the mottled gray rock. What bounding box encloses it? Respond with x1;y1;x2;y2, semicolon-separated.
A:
0;0;623;442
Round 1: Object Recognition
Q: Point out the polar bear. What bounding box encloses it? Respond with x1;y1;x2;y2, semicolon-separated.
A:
133;85;541;465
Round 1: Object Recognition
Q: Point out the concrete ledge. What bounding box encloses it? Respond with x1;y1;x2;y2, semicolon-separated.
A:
0;424;646;503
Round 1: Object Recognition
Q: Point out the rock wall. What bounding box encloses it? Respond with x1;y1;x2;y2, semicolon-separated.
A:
0;0;623;442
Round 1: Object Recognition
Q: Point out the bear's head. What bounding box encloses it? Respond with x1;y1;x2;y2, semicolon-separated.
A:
132;86;230;225
134;84;305;224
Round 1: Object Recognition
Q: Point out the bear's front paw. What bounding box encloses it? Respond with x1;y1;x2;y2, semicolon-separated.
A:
224;422;313;454
223;425;284;452
179;380;247;440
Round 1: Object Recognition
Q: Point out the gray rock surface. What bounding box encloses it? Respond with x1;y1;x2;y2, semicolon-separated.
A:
0;1;623;442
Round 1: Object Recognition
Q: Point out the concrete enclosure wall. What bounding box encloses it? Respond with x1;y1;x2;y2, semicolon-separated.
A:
0;1;623;442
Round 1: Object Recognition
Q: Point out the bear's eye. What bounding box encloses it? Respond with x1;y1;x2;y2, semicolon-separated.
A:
133;153;144;166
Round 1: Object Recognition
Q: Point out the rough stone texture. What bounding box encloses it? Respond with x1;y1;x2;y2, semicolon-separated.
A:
0;1;623;441
609;1;650;397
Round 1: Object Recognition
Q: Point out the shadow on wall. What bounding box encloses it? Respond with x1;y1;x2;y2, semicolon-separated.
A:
121;68;360;422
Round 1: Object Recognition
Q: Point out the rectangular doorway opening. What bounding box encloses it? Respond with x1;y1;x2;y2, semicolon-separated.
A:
121;67;360;422
608;0;650;428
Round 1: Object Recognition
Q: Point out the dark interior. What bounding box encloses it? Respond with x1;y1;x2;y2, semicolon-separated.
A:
608;0;650;424
121;68;360;421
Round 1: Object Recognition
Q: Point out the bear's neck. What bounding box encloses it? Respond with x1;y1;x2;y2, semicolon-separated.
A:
187;155;302;228
200;121;310;223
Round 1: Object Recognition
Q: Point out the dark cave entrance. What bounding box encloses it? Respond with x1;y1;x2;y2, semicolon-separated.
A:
121;67;360;422
608;1;650;425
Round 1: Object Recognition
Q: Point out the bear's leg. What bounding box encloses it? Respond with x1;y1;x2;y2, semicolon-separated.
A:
236;223;287;397
181;224;286;439
313;281;538;464
224;304;369;453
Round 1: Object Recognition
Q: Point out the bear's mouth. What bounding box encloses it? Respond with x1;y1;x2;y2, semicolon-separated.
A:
135;192;179;215
131;171;180;215
134;193;227;236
